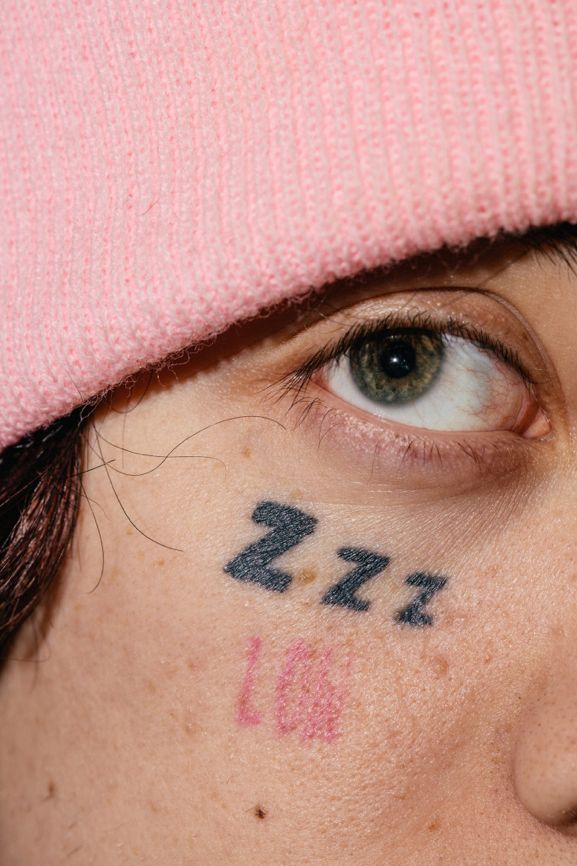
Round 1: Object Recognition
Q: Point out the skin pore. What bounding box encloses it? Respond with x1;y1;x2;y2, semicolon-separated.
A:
2;235;577;864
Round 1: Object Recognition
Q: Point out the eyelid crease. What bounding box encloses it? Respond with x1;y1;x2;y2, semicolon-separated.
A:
270;309;537;409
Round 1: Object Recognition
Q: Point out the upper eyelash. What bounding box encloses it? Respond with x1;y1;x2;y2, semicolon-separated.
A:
269;309;537;407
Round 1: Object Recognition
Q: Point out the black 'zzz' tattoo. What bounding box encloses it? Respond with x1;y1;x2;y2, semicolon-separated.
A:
224;501;317;593
321;547;390;612
394;572;447;627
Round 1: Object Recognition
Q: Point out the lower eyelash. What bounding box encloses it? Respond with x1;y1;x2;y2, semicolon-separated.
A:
271;384;536;490
261;306;551;489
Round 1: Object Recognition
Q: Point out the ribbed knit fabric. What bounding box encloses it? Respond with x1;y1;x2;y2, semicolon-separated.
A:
2;1;577;450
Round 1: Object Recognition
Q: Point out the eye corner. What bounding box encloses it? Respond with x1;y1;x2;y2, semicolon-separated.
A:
263;293;556;489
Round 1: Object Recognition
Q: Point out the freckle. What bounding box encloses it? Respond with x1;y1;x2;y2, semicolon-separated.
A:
430;655;449;677
254;805;267;820
428;818;440;832
145;679;158;693
160;661;179;677
296;567;317;585
289;489;303;501
241;446;252;459
148;800;160;814
383;727;402;743
156;559;165;568
549;623;565;639
45;780;57;800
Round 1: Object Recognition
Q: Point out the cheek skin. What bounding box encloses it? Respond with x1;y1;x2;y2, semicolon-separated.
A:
0;391;573;865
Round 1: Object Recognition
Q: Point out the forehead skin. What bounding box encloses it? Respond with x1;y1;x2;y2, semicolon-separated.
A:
2;237;577;864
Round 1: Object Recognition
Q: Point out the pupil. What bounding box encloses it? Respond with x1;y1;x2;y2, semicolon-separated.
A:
379;341;416;379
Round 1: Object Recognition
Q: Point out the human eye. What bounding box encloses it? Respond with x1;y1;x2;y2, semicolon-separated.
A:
320;313;546;437
267;291;554;490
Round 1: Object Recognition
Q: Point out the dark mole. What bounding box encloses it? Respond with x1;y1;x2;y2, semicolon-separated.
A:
254;805;267;820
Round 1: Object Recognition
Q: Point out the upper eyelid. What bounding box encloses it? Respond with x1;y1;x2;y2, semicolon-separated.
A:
280;311;536;393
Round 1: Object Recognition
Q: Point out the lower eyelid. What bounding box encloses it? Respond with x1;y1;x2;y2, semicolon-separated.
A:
281;379;543;492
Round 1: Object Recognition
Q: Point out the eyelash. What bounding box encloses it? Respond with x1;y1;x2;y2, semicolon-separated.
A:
264;308;548;480
272;309;536;408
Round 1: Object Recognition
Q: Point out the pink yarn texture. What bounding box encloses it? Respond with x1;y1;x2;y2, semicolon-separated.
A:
2;1;577;450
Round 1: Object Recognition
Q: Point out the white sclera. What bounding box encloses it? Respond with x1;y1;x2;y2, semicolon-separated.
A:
325;335;514;432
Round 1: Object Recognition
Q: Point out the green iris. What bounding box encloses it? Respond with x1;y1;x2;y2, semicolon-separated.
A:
348;330;445;405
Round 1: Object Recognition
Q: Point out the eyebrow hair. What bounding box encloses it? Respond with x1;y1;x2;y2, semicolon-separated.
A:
267;219;577;335
169;220;577;365
509;220;577;275
369;219;577;286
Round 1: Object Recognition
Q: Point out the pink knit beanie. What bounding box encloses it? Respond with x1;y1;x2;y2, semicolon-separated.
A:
2;1;577;452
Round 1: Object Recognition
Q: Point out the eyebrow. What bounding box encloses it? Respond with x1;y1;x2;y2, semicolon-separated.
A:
369;219;577;285
156;220;577;368
510;220;577;275
276;219;577;333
